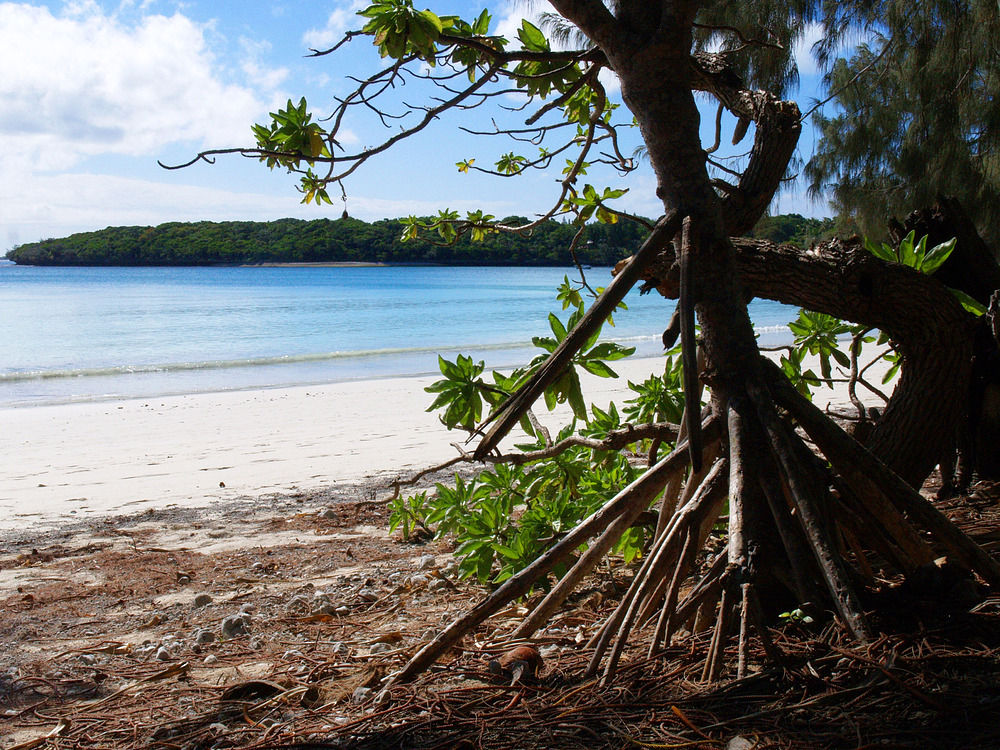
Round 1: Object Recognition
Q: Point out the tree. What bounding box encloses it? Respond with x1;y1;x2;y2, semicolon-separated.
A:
805;0;1000;248
172;0;1000;685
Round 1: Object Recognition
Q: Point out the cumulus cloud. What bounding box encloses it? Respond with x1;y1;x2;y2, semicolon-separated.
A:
302;1;366;51
0;2;267;170
0;169;517;250
793;22;825;78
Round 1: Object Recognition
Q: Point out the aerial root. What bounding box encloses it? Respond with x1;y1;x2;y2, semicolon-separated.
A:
390;357;1000;688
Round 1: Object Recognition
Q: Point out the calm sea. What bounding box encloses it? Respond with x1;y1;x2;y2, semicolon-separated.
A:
0;264;797;406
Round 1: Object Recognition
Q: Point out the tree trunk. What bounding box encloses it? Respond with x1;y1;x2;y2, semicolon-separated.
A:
640;236;976;488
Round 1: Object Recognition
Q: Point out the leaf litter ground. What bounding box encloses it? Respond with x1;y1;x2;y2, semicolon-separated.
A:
3;473;1000;750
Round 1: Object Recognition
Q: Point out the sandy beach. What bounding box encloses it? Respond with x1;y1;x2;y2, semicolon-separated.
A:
0;349;889;533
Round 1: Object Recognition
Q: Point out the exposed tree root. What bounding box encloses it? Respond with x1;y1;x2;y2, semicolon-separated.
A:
387;210;999;690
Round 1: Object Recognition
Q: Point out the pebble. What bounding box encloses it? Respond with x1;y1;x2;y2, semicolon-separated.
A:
240;603;255;614
78;653;96;666
194;628;216;646
204;654;219;665
408;573;430;587
368;642;392;655
332;642;350;656
221;613;250;639
286;594;311;613
335;605;351;616
428;579;451;593
726;738;755;750
318;507;338;519
352;686;373;703
356;588;379;603
193;593;213;608
208;723;228;733
155;646;172;661
418;555;437;570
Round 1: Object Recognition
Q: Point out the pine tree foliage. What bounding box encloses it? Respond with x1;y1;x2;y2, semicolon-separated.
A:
806;0;1000;247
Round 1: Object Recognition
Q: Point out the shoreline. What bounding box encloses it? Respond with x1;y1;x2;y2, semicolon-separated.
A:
0;349;891;534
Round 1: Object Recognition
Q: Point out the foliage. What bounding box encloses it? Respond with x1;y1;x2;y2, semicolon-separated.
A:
861;233;986;315
787;310;853;383
5;215;651;267
423;286;634;433
750;213;842;248
806;1;1000;248
863;231;955;275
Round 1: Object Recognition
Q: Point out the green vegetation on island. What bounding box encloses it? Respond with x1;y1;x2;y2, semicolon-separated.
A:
5;213;839;266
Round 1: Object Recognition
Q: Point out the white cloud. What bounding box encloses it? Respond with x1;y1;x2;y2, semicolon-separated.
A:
0;169;519;251
792;22;824;78
0;3;267;169
240;37;290;91
302;1;365;51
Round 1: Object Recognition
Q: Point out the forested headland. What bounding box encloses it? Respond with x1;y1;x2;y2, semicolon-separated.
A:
4;213;838;266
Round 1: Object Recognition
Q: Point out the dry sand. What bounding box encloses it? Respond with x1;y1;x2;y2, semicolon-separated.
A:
0;349;890;533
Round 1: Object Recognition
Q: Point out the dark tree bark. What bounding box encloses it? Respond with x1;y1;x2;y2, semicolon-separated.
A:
640;235;977;488
389;1;999;686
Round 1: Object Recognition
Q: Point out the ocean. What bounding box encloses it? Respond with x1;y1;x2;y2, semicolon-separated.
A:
0;264;798;407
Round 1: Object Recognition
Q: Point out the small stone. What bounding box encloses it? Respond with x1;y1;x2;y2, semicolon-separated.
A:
429;579;451;594
155;646;171;661
194;628;216;646
221;613;250;639
208;723;228;733
283;650;304;660
317;507;338;519
352;686;373;704
287;595;310;613
335;605;351;616
311;602;338;616
177;575;191;585
368;642;391;655
417;555;437;570
78;653;96;666
726;738;756;750
356;588;378;603
240;603;255;614
204;654;219;665
332;642;350;656
193;593;213;608
408;573;430;587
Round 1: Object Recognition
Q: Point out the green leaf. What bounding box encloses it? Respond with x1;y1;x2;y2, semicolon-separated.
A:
548;312;568;342
580;360;618;378
517;20;549;52
922;237;956;275
950;288;987;315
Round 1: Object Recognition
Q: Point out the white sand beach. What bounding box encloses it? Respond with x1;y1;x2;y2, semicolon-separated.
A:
0;350;890;533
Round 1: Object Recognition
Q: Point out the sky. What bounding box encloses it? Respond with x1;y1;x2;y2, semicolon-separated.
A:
0;0;832;251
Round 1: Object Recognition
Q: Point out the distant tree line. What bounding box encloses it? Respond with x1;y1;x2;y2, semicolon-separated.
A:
5;213;838;267
5;216;652;267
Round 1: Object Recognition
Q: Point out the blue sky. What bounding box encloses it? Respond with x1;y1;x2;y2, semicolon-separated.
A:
0;1;832;251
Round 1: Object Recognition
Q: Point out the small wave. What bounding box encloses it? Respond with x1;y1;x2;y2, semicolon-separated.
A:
0;340;541;384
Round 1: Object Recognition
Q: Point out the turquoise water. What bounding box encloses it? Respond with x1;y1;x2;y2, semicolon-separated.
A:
0;264;797;406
